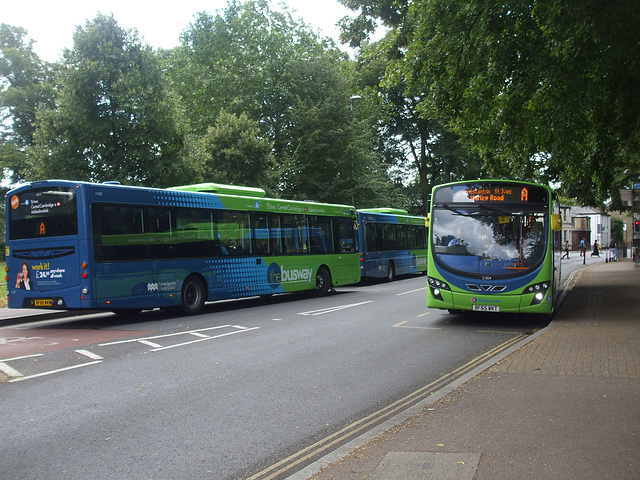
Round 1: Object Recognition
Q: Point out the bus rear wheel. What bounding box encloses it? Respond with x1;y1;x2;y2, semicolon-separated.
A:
386;262;396;282
181;275;206;315
314;267;331;297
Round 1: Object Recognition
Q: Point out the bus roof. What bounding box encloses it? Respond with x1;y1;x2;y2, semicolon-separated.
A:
170;183;266;198
358;208;409;215
8;180;356;217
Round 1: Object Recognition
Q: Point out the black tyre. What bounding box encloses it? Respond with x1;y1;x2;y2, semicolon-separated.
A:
181;275;206;315
314;267;331;297
387;262;396;282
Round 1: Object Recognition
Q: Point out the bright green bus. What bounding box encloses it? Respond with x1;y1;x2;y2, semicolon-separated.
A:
6;180;360;315
426;180;562;315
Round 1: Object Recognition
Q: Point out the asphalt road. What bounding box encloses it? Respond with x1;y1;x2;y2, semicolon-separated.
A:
1;275;548;479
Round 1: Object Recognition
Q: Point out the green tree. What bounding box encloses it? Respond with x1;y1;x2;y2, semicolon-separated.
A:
276;47;390;205
193;109;277;190
31;14;188;186
355;40;483;209
611;217;624;246
171;0;309;140
170;0;394;205
341;0;640;206
0;23;55;183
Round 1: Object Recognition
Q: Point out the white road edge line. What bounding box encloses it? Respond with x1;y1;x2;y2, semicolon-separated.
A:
299;301;373;316
150;327;259;351
98;325;244;347
397;287;428;296
8;360;103;383
0;353;44;362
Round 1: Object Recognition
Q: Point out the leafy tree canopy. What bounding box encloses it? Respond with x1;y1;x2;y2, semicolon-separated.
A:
170;0;398;206
30;14;189;186
193;109;277;192
341;0;640;207
1;23;56;184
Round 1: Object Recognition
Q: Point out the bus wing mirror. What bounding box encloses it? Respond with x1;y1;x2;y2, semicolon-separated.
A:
551;214;562;231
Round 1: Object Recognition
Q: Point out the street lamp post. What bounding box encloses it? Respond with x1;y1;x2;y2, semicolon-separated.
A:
349;95;362;111
348;95;362;206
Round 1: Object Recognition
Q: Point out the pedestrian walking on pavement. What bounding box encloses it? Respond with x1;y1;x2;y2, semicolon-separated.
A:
591;240;600;257
562;240;570;259
579;238;586;257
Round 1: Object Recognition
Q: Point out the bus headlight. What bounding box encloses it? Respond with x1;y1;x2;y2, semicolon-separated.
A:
428;276;450;301
525;282;549;305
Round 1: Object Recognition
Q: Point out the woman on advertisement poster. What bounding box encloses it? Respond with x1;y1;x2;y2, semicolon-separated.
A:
16;261;34;290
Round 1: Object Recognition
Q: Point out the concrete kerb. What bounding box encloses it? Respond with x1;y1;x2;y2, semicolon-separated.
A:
0;309;94;327
288;261;601;479
286;320;554;480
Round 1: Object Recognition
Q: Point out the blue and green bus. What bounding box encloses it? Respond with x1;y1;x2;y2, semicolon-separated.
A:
357;208;428;281
426;180;562;314
5;180;361;315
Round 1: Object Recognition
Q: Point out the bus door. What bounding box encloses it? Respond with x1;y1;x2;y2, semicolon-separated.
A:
333;217;360;283
363;221;382;276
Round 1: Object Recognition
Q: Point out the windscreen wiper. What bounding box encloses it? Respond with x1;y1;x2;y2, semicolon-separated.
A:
476;204;511;216
440;204;475;217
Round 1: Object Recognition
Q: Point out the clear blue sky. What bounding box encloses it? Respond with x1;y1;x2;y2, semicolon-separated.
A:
3;0;357;62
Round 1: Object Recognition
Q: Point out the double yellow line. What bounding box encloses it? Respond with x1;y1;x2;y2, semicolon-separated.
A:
247;332;527;480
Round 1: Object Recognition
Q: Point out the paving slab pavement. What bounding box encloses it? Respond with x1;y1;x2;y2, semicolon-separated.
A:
301;259;640;480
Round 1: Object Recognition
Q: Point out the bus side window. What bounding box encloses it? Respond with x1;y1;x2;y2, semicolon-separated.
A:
217;211;251;256
98;205;144;260
335;217;356;253
147;208;171;233
397;224;408;250
365;222;379;252
271;215;284;254
407;225;417;250
252;214;271;255
146;208;173;258
308;216;332;254
381;224;396;251
101;206;127;235
174;209;215;258
280;214;300;253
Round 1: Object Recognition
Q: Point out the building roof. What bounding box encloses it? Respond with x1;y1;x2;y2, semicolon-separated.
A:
567;206;609;217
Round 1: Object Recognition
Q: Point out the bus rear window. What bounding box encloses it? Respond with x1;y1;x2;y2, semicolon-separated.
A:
8;187;78;240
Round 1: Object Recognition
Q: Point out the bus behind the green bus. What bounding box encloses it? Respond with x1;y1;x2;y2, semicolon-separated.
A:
357;208;427;281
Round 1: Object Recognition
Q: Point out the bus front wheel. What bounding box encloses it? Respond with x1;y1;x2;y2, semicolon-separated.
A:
181;275;206;315
314;267;331;297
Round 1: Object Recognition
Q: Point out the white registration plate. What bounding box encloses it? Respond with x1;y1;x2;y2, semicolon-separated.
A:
472;305;500;312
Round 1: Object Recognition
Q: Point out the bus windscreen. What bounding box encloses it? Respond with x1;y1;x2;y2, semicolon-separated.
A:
9;187;78;240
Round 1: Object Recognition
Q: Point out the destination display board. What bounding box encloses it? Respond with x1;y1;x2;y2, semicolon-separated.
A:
433;182;549;205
